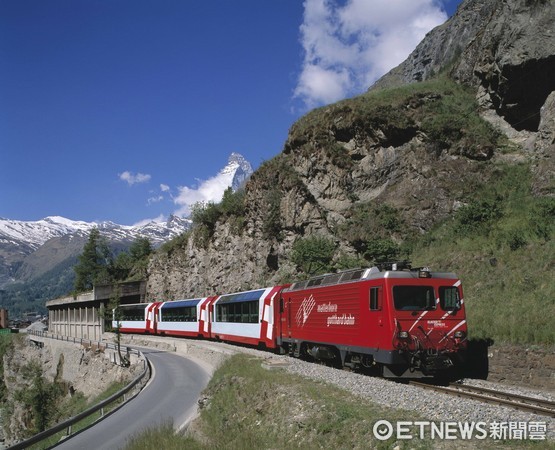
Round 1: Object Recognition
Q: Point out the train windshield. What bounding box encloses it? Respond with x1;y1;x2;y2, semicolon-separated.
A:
439;286;461;310
393;285;435;311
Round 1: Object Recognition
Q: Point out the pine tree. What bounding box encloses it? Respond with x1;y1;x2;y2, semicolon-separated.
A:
73;228;113;292
111;237;153;282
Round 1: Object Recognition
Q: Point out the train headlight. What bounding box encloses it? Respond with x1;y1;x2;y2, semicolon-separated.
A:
398;331;409;339
454;331;466;339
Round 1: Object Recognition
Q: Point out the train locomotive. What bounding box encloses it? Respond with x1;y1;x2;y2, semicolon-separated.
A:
113;264;467;378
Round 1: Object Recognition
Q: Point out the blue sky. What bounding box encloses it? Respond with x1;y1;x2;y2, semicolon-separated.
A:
1;0;462;226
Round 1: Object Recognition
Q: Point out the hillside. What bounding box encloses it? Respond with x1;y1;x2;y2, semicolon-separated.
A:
147;0;554;345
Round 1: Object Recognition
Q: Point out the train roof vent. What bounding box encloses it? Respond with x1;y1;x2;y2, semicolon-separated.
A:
307;276;324;287
339;268;366;282
290;280;309;290
286;267;378;292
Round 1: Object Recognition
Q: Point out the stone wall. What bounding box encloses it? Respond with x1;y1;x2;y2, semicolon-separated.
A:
487;344;555;391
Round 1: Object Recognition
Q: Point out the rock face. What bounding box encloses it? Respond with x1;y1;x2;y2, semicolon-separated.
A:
373;0;555;133
0;336;142;445
147;0;554;301
372;0;555;195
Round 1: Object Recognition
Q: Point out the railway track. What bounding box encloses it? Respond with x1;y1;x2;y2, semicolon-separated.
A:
409;381;555;418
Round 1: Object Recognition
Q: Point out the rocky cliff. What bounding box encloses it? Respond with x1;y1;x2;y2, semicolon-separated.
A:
372;0;554;193
0;335;142;445
147;0;554;301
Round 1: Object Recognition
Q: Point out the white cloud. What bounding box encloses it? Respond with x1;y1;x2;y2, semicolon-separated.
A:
119;171;151;186
147;195;164;205
293;0;448;109
173;170;235;217
160;184;170;192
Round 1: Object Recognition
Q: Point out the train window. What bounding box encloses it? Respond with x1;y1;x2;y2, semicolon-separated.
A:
369;287;382;310
216;300;259;323
120;306;146;321
160;306;197;322
393;286;435;311
439;286;460;310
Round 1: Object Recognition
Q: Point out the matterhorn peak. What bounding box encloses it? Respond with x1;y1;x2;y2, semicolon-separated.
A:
224;152;253;191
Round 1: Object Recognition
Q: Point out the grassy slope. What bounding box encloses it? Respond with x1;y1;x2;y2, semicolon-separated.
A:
410;163;554;345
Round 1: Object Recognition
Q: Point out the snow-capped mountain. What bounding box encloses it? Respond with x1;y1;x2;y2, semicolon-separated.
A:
226;152;253;191
0;215;191;253
0;215;192;288
0;152;253;291
0;216;93;251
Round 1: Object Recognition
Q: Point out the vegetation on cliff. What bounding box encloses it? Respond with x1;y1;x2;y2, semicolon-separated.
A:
411;164;555;344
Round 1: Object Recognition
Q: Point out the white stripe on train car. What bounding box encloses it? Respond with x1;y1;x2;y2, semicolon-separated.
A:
265;290;278;341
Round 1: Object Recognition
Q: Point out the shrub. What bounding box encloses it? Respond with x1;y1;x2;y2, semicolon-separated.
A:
159;231;190;255
338;203;404;254
190;201;221;233
364;239;400;264
220;187;246;218
262;188;283;240
529;197;555;240
454;198;502;235
291;236;336;275
507;230;527;251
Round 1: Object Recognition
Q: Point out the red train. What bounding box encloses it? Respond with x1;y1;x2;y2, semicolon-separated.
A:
113;264;467;378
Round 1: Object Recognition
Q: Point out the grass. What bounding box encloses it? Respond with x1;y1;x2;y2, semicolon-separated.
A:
125;354;554;449
289;76;501;156
410;163;555;345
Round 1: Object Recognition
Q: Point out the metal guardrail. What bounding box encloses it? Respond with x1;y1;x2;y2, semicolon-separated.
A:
8;330;151;450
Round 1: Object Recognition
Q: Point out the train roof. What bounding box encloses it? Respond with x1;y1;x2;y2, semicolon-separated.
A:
283;264;458;292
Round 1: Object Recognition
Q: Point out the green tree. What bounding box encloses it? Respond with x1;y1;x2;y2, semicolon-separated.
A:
74;228;113;292
291;236;336;275
111;237;153;281
364;238;400;264
15;361;61;433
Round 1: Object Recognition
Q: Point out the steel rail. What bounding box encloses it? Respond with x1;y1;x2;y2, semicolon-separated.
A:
409;381;555;418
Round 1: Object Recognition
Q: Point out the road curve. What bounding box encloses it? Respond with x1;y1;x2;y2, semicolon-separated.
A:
54;346;210;450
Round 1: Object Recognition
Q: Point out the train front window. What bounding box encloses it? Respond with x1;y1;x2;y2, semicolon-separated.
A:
393;286;435;311
439;286;461;311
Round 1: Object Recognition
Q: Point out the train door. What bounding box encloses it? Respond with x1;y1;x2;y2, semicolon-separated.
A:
280;295;293;340
153;303;161;334
145;303;160;334
367;284;384;349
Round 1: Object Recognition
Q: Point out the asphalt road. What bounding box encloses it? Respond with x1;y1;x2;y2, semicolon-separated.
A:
54;346;210;450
